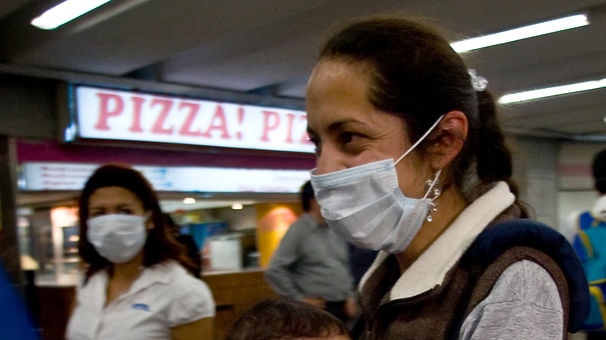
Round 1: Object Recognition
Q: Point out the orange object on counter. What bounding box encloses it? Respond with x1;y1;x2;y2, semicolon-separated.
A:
255;203;299;267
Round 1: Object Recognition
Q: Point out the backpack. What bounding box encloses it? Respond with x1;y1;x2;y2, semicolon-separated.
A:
573;211;606;330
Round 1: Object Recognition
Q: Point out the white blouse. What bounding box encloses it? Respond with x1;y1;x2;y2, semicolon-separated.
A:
66;260;215;340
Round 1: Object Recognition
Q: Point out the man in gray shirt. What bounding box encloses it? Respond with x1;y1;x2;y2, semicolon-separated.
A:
264;181;357;322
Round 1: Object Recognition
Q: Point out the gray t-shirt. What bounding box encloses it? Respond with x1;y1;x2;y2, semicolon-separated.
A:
264;213;354;301
460;260;564;339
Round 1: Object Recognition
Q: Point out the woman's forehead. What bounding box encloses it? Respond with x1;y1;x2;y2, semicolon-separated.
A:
307;61;372;118
88;186;140;205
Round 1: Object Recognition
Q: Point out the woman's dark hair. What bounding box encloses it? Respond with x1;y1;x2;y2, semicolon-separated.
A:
593;149;606;194
78;164;195;280
225;298;350;340
300;180;315;212
319;16;526;214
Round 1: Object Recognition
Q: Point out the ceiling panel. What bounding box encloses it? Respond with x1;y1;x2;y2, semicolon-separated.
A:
1;0;606;142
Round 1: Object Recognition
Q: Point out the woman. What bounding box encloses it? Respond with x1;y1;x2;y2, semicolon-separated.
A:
306;17;589;339
66;164;215;340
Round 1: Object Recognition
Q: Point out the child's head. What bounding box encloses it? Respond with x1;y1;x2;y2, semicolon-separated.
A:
226;298;352;340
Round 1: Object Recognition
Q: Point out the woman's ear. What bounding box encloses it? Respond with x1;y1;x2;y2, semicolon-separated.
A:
146;212;154;231
427;111;468;169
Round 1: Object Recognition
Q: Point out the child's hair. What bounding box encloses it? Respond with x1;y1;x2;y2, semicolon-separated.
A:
226;298;351;340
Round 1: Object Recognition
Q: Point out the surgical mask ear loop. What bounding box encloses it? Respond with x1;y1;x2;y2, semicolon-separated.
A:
389;114;444;222
394;115;445;166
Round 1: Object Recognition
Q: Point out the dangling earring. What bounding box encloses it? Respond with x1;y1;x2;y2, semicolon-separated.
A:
425;169;442;222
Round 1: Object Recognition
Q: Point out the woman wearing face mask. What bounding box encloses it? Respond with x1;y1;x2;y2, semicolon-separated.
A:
306;17;589;339
65;164;215;340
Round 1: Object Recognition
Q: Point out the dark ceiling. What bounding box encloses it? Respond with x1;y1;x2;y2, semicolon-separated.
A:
2;0;606;141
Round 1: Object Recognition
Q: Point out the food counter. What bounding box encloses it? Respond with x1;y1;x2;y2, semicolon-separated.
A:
202;269;278;339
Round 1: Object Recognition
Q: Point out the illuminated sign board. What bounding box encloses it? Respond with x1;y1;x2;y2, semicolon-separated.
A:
20;162;310;193
69;86;313;153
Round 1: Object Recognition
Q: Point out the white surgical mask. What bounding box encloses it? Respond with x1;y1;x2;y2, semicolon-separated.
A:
310;116;443;254
87;214;148;264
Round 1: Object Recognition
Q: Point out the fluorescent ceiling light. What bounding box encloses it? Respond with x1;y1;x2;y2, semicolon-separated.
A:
498;78;606;104
31;0;111;30
451;14;589;53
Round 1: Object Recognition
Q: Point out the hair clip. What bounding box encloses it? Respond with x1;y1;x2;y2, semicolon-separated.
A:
468;69;488;92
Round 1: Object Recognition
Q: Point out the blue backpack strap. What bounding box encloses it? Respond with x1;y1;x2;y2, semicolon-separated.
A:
584;284;606;329
570;211;606;329
573;211;606;262
579;211;596;230
578;210;606;232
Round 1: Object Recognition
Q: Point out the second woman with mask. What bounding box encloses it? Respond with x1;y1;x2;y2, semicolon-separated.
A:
66;164;215;340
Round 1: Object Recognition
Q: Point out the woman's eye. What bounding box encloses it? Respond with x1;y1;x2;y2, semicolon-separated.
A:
89;209;105;217
338;132;359;146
